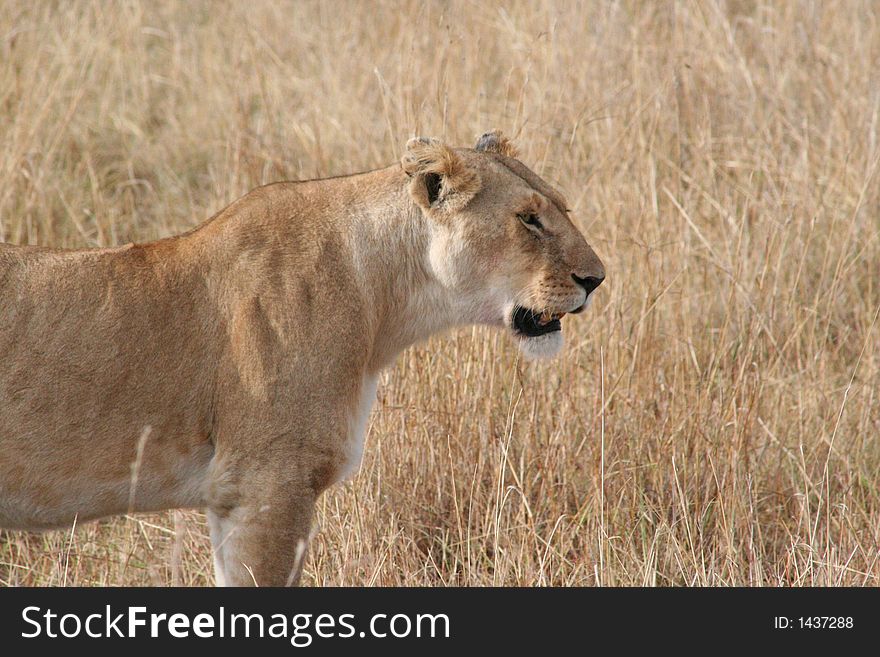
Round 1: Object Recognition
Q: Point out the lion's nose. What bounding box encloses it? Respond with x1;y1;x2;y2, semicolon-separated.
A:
572;273;605;296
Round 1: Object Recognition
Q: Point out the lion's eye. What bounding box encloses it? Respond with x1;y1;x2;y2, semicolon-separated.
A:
518;213;543;231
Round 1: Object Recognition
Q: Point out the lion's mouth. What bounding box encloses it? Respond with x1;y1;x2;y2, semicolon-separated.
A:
512;306;566;337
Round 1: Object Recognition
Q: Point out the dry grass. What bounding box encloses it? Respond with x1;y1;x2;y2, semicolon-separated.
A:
1;0;879;586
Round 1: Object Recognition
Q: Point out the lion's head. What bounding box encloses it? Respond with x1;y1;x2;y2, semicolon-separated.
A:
401;130;606;359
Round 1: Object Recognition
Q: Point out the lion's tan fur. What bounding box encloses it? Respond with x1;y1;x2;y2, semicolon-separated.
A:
0;132;604;586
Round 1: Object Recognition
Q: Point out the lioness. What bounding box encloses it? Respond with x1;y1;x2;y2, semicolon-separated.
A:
0;131;604;586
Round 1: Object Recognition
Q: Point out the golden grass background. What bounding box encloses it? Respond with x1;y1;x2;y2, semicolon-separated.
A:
1;0;879;586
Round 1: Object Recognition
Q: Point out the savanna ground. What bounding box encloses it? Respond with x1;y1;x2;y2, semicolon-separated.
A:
1;0;878;586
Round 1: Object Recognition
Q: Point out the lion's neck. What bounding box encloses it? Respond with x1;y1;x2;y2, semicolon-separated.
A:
193;165;459;376
343;171;456;373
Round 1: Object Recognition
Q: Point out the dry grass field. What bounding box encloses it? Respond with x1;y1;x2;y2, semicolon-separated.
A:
1;0;879;586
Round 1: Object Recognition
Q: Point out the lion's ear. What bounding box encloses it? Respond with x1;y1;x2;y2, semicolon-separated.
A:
401;137;481;212
474;130;518;158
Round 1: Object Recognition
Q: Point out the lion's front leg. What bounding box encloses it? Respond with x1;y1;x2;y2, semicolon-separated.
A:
208;486;318;587
204;391;359;586
206;509;230;586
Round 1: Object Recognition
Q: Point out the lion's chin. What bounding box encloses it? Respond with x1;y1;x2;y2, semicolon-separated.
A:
517;331;564;360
